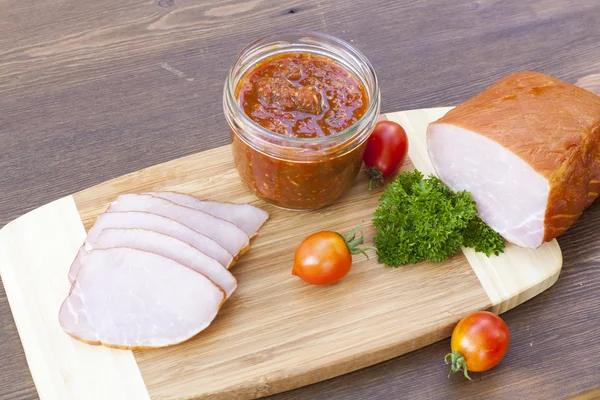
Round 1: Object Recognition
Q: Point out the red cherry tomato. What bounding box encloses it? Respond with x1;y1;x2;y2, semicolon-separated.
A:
446;311;510;380
363;120;409;189
292;225;368;285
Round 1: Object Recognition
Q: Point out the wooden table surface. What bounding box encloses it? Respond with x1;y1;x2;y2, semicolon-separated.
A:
2;1;599;399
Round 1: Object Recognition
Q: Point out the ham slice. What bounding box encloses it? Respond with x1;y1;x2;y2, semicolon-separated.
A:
59;247;225;349
144;191;269;237
427;71;600;248
68;211;233;283
106;194;250;256
91;228;237;298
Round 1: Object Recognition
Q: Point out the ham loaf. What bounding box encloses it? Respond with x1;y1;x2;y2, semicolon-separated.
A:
427;71;600;248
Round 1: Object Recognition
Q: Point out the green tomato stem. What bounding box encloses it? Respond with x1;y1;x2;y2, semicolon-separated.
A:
366;167;384;191
341;223;374;258
445;351;472;381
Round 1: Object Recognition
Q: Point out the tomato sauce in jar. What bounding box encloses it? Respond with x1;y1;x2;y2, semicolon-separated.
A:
225;32;380;210
238;53;369;138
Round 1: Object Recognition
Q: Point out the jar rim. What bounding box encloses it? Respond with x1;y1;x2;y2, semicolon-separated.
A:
224;30;380;145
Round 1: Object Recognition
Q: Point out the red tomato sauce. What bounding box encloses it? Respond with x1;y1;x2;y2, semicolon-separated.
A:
237;53;368;138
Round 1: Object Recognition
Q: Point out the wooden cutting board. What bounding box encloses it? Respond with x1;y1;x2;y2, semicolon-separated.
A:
0;107;562;400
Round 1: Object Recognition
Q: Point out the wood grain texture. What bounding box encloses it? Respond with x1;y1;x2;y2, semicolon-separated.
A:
72;127;492;399
268;204;600;400
5;135;492;399
2;0;600;399
0;197;150;400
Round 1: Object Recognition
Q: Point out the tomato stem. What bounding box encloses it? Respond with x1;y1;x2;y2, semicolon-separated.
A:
366;167;384;190
342;223;374;258
445;351;472;381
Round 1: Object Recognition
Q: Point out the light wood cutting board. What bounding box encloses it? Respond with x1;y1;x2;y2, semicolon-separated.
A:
0;107;562;400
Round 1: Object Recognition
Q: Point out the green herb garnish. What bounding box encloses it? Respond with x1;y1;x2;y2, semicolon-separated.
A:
373;170;505;267
463;216;506;257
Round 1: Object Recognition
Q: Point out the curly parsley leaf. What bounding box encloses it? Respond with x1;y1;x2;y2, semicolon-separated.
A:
373;170;505;267
462;217;506;257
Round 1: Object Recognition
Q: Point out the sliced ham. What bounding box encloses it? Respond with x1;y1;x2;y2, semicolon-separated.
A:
59;247;225;349
427;71;600;248
68;211;233;283
144;191;269;237
106;194;250;256
91;228;237;298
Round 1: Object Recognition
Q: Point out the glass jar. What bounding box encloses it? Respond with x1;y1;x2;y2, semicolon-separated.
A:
223;30;380;210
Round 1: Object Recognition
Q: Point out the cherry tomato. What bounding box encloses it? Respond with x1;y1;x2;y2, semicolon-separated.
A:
292;225;368;285
446;311;510;380
363;120;409;189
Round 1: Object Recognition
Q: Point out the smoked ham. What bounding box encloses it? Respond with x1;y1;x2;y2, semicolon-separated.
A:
106;194;250;256
68;211;233;283
427;71;600;248
89;228;237;298
144;191;269;237
59;247;225;349
61;193;269;349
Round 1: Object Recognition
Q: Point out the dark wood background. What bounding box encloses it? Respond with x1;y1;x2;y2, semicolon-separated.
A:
2;0;599;399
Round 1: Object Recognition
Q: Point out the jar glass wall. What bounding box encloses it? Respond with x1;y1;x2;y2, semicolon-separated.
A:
224;31;380;210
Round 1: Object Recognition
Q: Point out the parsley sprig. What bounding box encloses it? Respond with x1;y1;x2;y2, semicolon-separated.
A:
373;170;505;267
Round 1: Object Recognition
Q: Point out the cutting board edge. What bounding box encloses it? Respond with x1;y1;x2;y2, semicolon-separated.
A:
490;264;562;314
489;243;563;314
178;311;489;400
0;195;151;400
